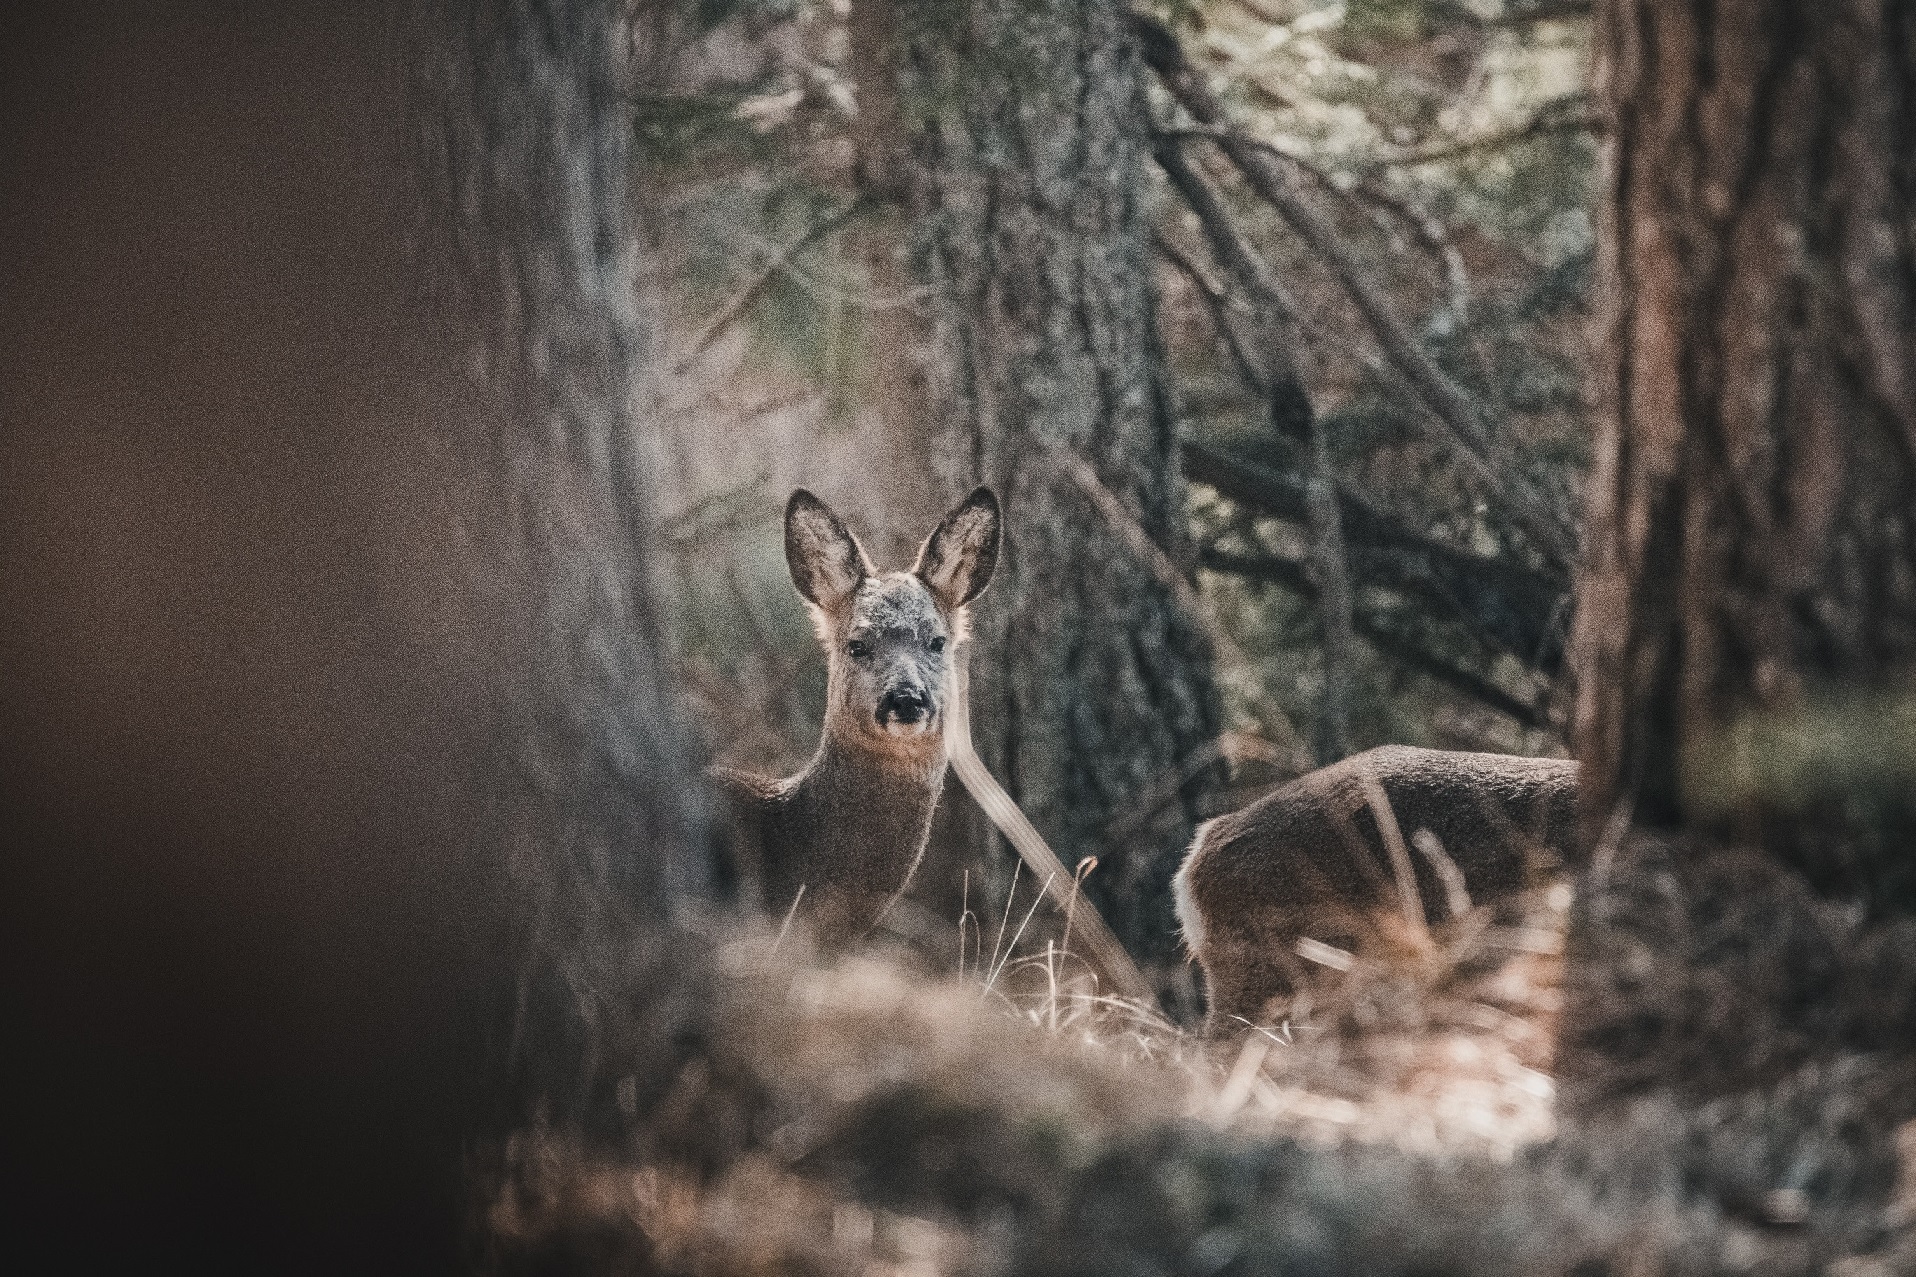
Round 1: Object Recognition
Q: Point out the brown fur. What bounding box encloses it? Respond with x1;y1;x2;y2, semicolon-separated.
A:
717;489;999;941
1176;745;1579;1031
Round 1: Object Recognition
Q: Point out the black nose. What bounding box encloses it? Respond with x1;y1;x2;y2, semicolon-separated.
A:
878;686;931;724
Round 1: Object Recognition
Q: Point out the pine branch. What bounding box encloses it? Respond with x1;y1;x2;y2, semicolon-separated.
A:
1198;547;1550;729
1133;10;1577;570
669;196;867;375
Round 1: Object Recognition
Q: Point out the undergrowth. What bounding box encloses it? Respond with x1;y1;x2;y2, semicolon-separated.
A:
487;837;1916;1276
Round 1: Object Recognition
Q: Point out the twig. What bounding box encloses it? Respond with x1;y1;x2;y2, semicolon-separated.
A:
772;884;806;954
985;857;1021;994
1044;939;1059;1033
670;196;866;374
958;869;975;981
945;653;1158;1003
1059;855;1096;967
1294;937;1354;971
1211;1034;1272;1123
984;872;1055;997
1135;13;1576;570
1354;761;1430;949
1411;829;1473;919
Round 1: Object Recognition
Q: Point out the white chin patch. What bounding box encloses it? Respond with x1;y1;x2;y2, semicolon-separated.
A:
881;717;936;737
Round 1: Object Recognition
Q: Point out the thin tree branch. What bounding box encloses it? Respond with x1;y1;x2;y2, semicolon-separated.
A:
1423;0;1592;30
945;652;1157;1004
1199;547;1549;729
669;196;866;374
1049;445;1317;773
1133;11;1577;570
1151;230;1269;395
1152;138;1315;441
1387;96;1595;165
1479;0;1594;29
1153;140;1354;756
1181;439;1569;669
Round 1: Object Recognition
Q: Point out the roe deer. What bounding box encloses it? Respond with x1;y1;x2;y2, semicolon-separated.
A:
1173;745;1578;1032
716;487;1001;939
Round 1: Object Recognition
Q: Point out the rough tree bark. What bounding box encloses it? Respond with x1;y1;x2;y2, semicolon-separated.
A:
2;0;710;1267
430;0;716;1125
893;0;1224;973
1573;0;1916;907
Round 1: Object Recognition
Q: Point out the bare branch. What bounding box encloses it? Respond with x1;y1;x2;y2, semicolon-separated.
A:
1387;95;1595;165
1153;140;1315;440
1182;439;1569;669
1425;0;1593;29
1153;140;1354;756
1483;0;1593;28
669;196;866;374
1198;547;1550;728
944;653;1158;1003
1133;11;1577;569
1151;230;1270;394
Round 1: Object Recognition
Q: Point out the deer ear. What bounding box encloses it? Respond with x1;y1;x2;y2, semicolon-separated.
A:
785;490;871;610
913;487;1001;609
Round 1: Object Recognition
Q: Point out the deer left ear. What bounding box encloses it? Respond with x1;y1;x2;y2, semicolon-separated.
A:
786;489;873;611
912;487;1001;610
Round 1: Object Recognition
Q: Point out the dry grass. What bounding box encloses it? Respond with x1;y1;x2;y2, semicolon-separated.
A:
488;865;1588;1274
487;832;1916;1275
971;875;1572;1161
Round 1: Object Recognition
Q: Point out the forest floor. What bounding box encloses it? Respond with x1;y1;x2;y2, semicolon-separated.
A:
488;881;1600;1274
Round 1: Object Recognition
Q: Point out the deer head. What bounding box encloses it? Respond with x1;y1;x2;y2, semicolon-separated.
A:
784;487;1001;757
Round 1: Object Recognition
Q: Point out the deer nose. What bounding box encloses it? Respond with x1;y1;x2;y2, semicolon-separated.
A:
878;685;931;725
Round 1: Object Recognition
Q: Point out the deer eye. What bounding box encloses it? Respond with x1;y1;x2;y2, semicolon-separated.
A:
847;638;872;659
928;635;947;653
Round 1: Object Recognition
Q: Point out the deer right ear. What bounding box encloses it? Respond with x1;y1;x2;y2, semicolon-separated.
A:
785;490;871;610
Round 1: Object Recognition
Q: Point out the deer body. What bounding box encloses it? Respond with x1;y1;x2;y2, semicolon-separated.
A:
716;488;1000;939
1175;744;1578;1031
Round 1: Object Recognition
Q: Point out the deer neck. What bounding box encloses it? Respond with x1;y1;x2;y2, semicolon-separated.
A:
801;722;945;814
784;721;946;874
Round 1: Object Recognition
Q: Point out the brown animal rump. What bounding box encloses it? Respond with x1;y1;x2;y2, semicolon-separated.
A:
1175;745;1578;1032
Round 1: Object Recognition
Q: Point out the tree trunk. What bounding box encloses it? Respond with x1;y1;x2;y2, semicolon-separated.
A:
1562;0;1916;1122
1;0;709;1266
432;0;716;1122
896;0;1224;973
1574;0;1916;907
